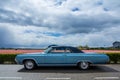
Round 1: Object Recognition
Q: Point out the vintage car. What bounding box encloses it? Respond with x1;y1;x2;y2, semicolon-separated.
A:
15;46;109;70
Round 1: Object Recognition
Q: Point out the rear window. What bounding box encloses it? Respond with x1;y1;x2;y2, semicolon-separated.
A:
70;47;84;53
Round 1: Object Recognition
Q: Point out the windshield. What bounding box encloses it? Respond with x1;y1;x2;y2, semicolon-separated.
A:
44;47;52;53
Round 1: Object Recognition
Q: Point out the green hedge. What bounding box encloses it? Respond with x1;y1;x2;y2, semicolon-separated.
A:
106;53;120;64
0;53;120;64
0;54;17;64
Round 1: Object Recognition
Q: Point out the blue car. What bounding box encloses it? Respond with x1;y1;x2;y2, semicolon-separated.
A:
15;46;109;70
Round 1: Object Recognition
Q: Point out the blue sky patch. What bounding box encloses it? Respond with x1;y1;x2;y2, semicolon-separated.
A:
43;32;63;37
72;7;80;12
103;8;109;11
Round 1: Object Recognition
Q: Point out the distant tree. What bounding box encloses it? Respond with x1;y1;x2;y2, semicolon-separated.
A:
0;47;5;49
78;45;89;50
84;45;89;50
78;45;84;49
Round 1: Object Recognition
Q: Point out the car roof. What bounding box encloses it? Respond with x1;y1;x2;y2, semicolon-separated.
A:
51;46;74;48
47;45;58;48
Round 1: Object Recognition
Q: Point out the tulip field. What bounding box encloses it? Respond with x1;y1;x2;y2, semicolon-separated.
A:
0;49;120;54
82;50;120;53
0;49;43;54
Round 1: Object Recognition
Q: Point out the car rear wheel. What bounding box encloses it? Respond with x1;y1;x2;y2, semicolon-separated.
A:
78;62;89;70
24;60;36;70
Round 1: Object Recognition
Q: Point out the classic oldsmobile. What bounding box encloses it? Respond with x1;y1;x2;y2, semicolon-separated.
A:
15;46;109;70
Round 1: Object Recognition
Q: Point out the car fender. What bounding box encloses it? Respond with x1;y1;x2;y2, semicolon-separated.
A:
22;58;38;66
77;60;93;64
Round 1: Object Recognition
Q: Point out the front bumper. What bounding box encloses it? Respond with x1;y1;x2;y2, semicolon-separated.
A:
15;58;22;64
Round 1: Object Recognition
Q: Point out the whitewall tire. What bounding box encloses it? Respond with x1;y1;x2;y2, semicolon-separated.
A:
24;60;36;70
78;62;89;70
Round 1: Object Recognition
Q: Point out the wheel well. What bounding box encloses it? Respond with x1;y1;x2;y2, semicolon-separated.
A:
77;61;92;66
23;59;36;65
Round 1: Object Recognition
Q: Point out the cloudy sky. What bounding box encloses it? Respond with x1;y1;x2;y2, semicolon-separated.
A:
0;0;120;48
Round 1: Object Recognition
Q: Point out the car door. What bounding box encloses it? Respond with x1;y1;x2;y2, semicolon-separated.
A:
65;48;84;64
66;53;82;64
44;47;66;64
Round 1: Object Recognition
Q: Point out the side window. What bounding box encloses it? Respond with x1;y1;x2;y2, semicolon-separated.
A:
50;47;65;53
65;48;71;53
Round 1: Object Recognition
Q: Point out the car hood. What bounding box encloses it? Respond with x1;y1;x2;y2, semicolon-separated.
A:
17;52;46;56
24;52;45;54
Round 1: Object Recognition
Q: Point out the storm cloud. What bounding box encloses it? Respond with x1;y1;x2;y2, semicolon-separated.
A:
0;26;15;47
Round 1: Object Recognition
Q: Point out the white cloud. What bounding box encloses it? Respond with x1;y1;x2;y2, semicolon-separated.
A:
0;0;120;48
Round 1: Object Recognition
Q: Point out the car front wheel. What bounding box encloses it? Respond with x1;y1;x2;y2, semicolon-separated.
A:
24;60;36;70
78;62;89;70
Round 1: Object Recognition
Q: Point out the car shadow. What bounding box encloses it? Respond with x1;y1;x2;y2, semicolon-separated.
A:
18;65;119;73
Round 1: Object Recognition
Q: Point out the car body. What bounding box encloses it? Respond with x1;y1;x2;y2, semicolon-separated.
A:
15;46;109;70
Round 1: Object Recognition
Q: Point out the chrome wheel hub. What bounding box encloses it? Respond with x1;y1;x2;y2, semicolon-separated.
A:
80;62;89;69
25;61;34;69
